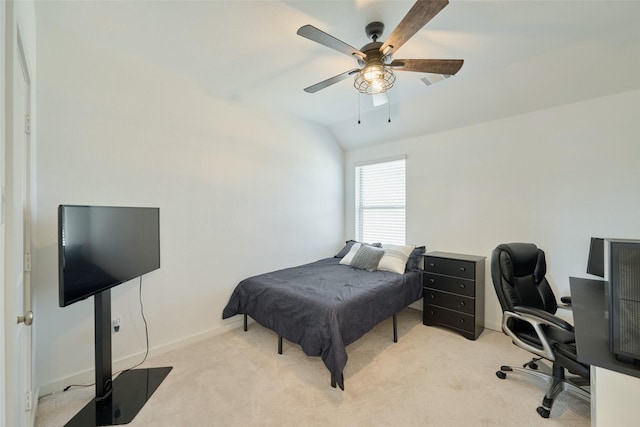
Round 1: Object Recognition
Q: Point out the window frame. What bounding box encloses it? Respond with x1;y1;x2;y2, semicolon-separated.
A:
354;157;406;245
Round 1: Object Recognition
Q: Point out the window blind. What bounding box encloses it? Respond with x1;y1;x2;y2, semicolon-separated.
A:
355;158;406;245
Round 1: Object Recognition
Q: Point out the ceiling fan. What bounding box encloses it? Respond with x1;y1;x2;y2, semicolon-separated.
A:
297;0;463;96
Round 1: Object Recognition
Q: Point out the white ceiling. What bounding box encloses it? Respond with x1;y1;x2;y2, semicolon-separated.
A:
35;0;640;150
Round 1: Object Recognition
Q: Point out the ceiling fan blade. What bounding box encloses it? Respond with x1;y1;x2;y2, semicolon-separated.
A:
390;59;463;75
297;25;365;59
303;69;360;93
381;0;449;55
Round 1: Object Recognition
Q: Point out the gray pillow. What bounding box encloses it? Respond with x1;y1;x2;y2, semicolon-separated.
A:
335;240;382;258
335;240;358;258
406;246;426;271
350;245;384;271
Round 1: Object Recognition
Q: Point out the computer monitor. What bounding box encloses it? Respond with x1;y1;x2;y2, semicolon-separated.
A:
587;237;604;277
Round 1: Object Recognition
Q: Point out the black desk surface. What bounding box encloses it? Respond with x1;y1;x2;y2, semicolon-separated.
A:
570;277;640;379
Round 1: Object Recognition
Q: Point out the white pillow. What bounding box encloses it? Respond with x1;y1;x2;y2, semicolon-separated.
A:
339;243;362;265
377;244;415;274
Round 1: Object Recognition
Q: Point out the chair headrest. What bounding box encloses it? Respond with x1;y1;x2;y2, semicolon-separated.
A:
496;243;546;284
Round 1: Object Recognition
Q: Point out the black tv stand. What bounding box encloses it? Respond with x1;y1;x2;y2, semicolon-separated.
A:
65;367;172;426
65;289;172;426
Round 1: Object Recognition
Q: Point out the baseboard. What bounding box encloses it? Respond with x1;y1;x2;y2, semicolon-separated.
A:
38;317;247;397
408;301;422;311
29;387;39;427
484;321;501;333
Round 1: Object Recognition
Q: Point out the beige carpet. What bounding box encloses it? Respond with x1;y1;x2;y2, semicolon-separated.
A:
36;308;590;426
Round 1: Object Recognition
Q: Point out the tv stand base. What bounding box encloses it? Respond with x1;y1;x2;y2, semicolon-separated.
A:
64;366;172;426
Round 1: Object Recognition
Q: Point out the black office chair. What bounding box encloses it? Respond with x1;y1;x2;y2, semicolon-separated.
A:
491;243;590;418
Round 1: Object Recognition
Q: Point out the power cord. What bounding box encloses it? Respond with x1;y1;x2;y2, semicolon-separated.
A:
120;276;150;372
62;276;150;392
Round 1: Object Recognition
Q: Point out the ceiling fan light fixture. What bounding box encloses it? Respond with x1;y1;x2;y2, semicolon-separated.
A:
297;0;463;103
354;63;396;95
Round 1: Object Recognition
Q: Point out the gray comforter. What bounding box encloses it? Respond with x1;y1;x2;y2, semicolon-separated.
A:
222;257;422;389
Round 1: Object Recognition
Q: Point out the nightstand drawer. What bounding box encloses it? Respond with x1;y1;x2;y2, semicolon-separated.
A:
423;306;476;335
424;256;475;280
424;289;475;315
423;273;475;297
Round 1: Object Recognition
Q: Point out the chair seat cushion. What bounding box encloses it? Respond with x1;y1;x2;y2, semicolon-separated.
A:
544;325;576;345
513;322;575;349
554;342;590;379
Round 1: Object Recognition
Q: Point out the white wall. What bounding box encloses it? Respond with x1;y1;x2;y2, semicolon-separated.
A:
345;89;640;331
33;25;344;392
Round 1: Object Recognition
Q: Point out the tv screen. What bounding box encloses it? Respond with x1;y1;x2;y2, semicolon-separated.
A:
58;205;160;307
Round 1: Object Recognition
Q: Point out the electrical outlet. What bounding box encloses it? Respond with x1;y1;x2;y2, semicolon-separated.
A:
113;317;121;333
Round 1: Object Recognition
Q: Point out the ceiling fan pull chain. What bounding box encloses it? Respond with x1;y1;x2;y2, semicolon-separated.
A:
388;91;391;123
358;93;361;124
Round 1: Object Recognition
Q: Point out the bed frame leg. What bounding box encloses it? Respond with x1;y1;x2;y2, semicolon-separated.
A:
331;374;344;390
244;314;248;332
278;336;283;354
393;313;398;343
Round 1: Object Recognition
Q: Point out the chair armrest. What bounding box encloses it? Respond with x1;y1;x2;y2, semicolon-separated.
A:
502;307;574;362
512;306;574;332
560;296;572;306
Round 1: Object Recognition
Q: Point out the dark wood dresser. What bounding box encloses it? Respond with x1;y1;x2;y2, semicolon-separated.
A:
422;251;486;340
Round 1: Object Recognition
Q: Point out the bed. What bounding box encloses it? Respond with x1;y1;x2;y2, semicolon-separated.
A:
222;242;424;390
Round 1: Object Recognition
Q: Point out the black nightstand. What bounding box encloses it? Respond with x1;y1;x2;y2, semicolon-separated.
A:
422;252;486;340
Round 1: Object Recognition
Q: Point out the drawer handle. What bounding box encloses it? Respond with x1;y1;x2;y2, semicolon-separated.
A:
459;284;466;289
430;278;435;284
459;318;465;324
429;310;435;315
430;263;435;268
458;301;465;307
429;294;435;299
460;267;466;272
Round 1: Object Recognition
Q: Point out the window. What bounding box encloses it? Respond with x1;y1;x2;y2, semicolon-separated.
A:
355;158;406;245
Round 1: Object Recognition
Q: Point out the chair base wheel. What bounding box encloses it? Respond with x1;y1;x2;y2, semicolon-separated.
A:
500;366;513;372
496;371;507;379
537;406;550;418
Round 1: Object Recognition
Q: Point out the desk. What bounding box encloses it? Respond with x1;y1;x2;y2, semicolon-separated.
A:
570;277;640;426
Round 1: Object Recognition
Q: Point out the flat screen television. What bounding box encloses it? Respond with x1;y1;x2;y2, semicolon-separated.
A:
57;205;170;425
58;205;160;307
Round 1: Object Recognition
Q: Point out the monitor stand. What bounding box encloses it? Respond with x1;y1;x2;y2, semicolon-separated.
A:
64;289;172;426
64;367;172;426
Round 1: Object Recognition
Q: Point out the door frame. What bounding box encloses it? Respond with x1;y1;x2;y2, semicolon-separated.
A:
1;0;8;421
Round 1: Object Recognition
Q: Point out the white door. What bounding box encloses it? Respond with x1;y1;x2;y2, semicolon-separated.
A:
0;2;6;421
4;27;34;427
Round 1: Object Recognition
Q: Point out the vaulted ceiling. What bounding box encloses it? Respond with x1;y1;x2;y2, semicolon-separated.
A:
35;1;640;150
